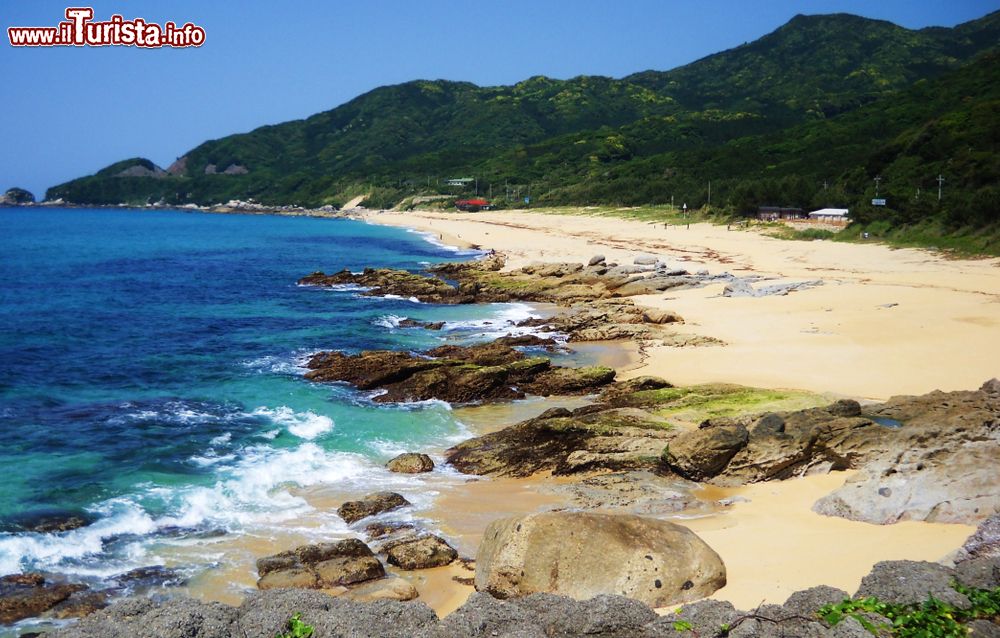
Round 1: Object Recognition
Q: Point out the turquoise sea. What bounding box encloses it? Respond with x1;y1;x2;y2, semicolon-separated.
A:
0;207;555;599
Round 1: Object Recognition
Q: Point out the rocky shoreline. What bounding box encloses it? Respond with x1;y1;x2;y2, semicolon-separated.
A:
29;526;1000;637
3;250;998;636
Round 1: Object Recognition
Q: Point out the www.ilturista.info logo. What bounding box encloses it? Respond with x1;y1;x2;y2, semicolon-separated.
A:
8;7;205;48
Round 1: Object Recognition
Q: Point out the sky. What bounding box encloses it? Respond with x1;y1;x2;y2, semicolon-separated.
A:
1;0;996;199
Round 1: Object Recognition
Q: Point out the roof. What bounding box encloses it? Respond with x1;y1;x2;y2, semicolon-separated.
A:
809;208;850;217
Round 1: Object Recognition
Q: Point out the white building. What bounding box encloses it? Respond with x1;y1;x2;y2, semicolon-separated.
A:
808;208;850;222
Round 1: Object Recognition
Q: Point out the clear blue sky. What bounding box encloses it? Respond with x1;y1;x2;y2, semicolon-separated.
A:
1;0;996;198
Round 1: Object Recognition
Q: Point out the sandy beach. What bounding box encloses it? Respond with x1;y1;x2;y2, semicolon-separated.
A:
349;206;994;612
364;208;1000;401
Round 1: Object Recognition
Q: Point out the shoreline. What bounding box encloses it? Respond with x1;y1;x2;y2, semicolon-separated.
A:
4;204;994;631
337;207;983;611
362;207;1000;400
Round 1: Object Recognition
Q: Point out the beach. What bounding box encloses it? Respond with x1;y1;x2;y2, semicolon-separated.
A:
364;208;1000;400
349;206;996;611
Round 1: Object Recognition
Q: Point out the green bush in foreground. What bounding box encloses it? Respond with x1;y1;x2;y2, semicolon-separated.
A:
275;612;314;638
819;583;1000;637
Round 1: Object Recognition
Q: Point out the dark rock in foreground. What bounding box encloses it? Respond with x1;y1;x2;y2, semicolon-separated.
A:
48;556;1000;636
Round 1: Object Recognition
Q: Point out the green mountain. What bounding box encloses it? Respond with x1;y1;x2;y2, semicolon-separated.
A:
47;10;999;244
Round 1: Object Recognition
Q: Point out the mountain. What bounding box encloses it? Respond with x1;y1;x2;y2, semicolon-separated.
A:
47;10;1000;243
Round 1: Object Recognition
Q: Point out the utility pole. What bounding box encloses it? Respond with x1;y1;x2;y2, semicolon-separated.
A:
489;183;492;200
937;174;945;201
707;180;711;208
823;180;829;190
874;176;882;197
671;195;674;210
475;177;478;196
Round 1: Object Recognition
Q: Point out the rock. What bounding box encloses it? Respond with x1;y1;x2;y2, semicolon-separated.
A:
520;365;616;395
634;255;658;265
828;399;862;417
306;342;614;404
475;511;726;607
3;509;95;533
552;471;707;516
396;318;445;330
722;279;756;297
365;522;416;540
813;440;1000;524
954;556;1000;589
314;555;385;587
256;538;385;590
588;254;606;266
955;514;1000;563
493;334;558;348
44;589;110;619
982;378;1000;396
782;585;850;616
344;577;419;602
652;599;740;637
1;187;35;205
600;376;673;405
338;492;411;524
386;452;434;474
446;406;672;477
663;423;749;481
385;535;458;570
0;574;88;624
642;308;683;324
111;565;186;592
855;560;970;608
256;568;319;590
50;597;239;638
751;412;786;436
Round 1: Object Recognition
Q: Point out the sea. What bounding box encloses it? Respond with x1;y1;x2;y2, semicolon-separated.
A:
0;207;577;627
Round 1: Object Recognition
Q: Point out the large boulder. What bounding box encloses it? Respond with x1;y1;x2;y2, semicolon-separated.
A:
256;539;385;589
475;512;726;607
338;492;411;524
386;453;434;474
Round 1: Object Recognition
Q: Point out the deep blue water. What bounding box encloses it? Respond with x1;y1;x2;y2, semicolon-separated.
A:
0;207;542;583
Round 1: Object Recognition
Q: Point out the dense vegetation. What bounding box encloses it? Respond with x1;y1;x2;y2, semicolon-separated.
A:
47;11;1000;250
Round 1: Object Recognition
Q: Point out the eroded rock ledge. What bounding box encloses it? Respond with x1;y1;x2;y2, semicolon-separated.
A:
446;378;1000;525
304;341;616;404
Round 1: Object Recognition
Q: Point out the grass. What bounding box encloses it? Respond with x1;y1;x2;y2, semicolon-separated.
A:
618;383;829;426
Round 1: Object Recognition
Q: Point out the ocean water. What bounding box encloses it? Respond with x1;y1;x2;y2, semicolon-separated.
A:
0;207;550;594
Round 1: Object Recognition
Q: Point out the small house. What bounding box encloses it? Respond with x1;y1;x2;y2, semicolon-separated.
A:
808;208;850;222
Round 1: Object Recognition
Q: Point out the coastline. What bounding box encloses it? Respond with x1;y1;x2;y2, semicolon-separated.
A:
3;205;993;632
361;207;1000;400
338;207;985;611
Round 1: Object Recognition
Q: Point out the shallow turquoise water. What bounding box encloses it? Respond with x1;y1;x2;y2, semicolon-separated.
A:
0;207;545;583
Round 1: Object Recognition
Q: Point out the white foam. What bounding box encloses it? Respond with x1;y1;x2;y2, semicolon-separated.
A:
373;314;406;329
0;499;156;576
252;406;334;440
210;432;232;446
